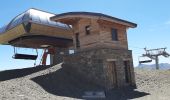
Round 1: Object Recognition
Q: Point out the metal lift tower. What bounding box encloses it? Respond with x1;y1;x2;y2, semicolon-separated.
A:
139;48;170;70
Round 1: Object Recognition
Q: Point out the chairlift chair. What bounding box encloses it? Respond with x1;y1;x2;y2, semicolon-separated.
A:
138;56;152;64
12;47;38;60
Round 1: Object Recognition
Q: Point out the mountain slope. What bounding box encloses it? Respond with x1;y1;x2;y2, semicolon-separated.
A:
137;63;170;70
0;64;170;100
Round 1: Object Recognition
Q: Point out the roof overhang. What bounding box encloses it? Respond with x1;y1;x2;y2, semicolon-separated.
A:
51;12;137;28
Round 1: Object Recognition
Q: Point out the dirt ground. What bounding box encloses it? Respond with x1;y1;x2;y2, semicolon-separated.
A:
133;68;170;100
0;64;169;100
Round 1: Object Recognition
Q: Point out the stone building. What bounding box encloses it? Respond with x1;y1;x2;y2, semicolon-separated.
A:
51;12;137;89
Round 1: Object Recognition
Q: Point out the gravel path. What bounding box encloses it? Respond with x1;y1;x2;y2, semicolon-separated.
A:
0;65;170;100
0;64;81;100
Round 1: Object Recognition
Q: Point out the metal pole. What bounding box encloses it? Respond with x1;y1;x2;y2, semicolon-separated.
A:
155;56;159;70
50;54;54;65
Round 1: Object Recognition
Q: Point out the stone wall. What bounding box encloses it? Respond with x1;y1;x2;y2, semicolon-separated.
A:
50;47;69;65
62;47;136;89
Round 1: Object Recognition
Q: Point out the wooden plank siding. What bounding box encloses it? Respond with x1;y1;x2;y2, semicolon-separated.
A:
30;23;72;39
99;21;128;49
72;18;128;50
0;24;26;44
72;18;100;49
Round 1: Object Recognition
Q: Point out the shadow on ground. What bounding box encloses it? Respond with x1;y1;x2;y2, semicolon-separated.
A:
0;65;52;81
105;87;150;100
31;68;150;100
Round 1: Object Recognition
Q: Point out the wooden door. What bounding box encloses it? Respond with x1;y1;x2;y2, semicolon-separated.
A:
124;61;131;84
75;33;80;48
107;61;118;88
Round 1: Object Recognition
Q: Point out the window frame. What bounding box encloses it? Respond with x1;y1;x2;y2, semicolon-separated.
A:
111;28;118;41
85;25;91;35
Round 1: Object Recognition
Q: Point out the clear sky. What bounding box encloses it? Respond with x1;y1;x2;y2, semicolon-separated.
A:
0;0;170;70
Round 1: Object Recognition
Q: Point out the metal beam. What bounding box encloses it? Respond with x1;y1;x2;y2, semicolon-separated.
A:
140;47;170;70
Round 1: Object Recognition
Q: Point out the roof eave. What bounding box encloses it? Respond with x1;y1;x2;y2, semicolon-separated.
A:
50;12;137;28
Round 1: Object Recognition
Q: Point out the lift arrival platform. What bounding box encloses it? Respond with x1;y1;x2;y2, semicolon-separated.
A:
0;8;73;48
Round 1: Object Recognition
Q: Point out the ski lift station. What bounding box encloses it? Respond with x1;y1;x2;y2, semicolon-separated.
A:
0;8;137;89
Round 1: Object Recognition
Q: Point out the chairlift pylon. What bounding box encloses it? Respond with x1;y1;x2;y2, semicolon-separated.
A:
12;47;38;60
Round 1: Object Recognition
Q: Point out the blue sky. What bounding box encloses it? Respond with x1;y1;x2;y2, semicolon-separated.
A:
0;0;170;70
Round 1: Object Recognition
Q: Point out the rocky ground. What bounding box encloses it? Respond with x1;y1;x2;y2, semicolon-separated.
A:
0;64;170;100
134;68;170;100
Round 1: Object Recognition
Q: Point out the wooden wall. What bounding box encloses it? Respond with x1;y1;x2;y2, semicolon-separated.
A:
72;18;128;50
0;24;26;44
99;20;128;49
30;23;72;39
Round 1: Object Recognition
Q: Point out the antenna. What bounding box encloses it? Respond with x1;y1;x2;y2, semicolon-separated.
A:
140;47;170;69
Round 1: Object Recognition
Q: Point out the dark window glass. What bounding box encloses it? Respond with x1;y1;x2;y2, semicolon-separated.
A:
111;28;118;41
85;25;90;35
75;33;80;48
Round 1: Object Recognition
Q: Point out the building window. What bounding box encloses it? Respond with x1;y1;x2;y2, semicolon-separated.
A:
111;28;118;41
85;25;91;35
75;33;80;48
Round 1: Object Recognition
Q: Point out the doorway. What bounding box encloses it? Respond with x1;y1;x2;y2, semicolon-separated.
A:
107;61;118;88
124;61;131;84
75;33;80;48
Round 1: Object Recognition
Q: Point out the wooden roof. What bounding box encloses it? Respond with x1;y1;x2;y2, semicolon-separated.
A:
51;12;137;28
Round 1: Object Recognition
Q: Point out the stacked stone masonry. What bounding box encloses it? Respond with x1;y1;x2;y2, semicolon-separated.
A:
62;48;136;90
